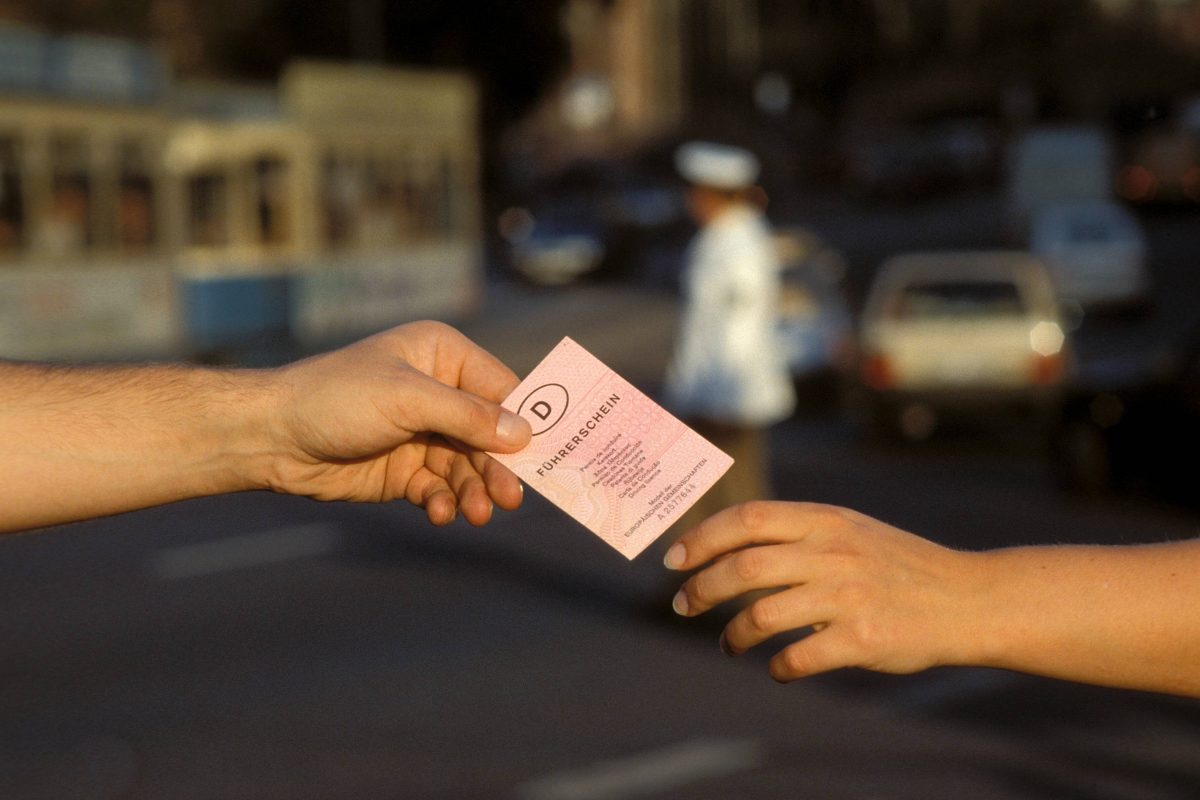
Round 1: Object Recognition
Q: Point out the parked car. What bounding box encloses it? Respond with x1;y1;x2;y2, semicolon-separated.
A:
495;156;690;288
855;250;1070;440
773;228;855;408
1052;321;1200;501
497;195;606;287
1028;199;1152;310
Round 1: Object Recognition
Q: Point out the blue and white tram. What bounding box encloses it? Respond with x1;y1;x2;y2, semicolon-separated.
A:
0;29;484;363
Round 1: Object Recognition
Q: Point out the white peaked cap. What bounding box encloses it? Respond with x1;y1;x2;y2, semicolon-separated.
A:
674;141;761;190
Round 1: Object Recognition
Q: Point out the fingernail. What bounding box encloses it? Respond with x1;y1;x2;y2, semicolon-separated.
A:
671;589;689;616
495;409;531;447
719;631;736;657
663;542;686;570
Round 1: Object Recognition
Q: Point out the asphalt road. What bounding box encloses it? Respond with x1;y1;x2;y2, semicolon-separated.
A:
3;192;1199;799
4;407;1198;799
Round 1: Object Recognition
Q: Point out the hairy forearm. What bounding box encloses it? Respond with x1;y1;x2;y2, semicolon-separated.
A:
0;361;277;533
965;539;1200;696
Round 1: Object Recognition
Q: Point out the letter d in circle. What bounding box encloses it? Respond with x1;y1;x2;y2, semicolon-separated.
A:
518;383;570;436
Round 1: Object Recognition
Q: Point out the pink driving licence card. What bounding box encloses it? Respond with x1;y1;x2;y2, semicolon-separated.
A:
490;337;733;560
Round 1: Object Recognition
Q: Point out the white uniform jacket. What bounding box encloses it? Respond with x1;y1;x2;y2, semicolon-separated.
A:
665;205;795;426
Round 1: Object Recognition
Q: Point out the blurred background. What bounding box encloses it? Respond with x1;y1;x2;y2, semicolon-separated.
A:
2;1;1200;798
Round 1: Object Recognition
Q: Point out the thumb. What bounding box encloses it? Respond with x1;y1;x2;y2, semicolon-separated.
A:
404;372;531;453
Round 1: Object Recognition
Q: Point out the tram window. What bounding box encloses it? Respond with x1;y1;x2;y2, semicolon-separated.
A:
403;151;459;241
118;141;155;249
187;173;228;247
322;153;465;250
369;179;403;246
403;153;435;242
118;177;155;249
400;172;419;241
253;157;288;246
355;159;402;248
321;157;358;247
438;154;459;236
0;136;23;254
41;178;91;255
38;136;94;256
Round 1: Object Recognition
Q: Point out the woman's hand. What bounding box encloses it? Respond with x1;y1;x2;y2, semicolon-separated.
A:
664;501;984;682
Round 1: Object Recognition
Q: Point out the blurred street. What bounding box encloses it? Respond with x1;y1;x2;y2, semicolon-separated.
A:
3;189;1199;799
5;3;1200;798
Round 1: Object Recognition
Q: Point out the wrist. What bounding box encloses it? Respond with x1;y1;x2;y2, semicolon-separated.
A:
189;366;285;496
948;546;1060;672
932;548;1013;670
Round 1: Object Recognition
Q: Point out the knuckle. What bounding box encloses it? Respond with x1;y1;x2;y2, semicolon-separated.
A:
409;319;450;338
775;644;819;680
462;398;496;434
794;500;827;515
811;503;852;532
820;530;864;561
844;615;883;654
732;550;763;582
735;500;772;533
746;596;779;634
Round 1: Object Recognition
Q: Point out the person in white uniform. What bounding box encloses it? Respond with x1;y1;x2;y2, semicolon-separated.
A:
664;141;795;531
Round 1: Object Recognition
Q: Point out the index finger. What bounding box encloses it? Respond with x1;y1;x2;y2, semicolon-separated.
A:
665;501;827;571
431;325;522;403
457;345;521;403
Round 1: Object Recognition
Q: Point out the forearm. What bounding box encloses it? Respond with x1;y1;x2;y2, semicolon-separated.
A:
964;540;1200;696
0;361;278;532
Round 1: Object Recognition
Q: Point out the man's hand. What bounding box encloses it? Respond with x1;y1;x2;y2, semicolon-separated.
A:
267;321;532;526
0;321;531;534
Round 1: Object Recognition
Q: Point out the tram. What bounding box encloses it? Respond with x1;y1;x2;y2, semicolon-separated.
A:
0;90;178;359
0;25;484;362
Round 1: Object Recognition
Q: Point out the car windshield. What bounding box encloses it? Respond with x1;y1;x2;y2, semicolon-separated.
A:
890;279;1026;320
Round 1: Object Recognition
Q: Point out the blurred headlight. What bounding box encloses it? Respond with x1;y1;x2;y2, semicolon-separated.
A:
1030;320;1064;356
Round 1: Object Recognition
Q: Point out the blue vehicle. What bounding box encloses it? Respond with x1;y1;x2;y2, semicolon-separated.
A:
0;26;484;363
773;229;855;409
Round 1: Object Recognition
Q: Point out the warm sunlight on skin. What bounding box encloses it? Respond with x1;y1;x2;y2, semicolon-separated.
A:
0;322;531;534
665;501;1200;697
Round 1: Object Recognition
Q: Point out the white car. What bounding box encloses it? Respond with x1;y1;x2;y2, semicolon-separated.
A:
856;251;1070;440
1028;199;1151;309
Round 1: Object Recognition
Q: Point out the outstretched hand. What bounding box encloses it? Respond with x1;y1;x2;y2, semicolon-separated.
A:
664;501;980;682
267;321;532;526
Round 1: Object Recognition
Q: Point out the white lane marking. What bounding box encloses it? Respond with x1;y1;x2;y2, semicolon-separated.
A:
150;523;340;581
515;737;763;800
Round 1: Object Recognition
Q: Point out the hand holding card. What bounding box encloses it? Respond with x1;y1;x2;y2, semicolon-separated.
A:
490;337;733;559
